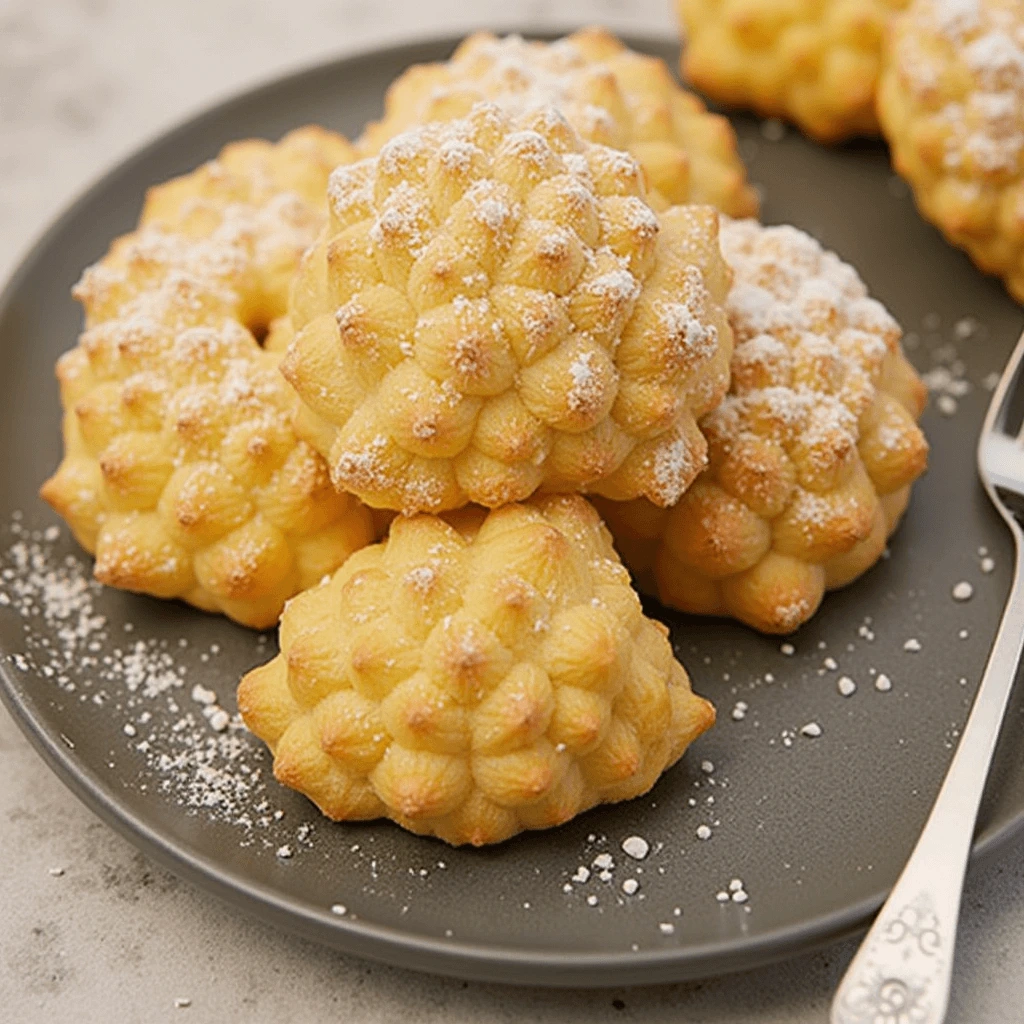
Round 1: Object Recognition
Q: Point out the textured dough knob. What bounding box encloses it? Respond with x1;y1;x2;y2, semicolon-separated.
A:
238;494;715;845
285;104;734;514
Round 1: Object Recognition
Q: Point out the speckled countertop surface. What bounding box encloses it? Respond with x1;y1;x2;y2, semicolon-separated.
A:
1;1;1023;1020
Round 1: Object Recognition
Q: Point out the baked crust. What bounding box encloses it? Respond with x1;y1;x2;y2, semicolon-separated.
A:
596;219;928;634
40;129;375;629
284;103;734;514
238;494;715;845
361;27;759;217
676;0;910;143
878;0;1024;301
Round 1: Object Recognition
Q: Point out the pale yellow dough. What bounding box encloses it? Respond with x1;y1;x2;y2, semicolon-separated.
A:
676;0;910;143
595;219;929;635
284;103;734;515
878;0;1024;302
238;495;715;846
41;129;376;629
361;27;759;217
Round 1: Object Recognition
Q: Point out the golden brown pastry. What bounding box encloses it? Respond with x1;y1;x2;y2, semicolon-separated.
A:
676;0;910;143
360;27;759;217
284;103;734;515
238;495;715;845
41;129;375;629
595;218;928;634
878;0;1024;301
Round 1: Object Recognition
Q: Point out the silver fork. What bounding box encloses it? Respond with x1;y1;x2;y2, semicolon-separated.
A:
831;330;1024;1024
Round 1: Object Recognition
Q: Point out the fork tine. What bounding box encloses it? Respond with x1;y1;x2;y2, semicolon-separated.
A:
979;329;1024;508
982;328;1024;440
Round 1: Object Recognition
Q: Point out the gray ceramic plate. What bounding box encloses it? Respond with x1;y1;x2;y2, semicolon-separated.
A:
2;30;1024;989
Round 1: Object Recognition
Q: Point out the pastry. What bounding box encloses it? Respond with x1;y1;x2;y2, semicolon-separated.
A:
676;0;910;143
878;0;1024;301
284;103;734;515
238;494;715;845
360;27;759;217
40;129;375;629
595;219;928;634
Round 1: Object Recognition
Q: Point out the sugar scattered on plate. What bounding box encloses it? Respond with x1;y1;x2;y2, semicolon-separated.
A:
951;581;973;601
903;638;922;652
800;722;822;739
837;677;856;697
875;674;893;693
621;836;649;861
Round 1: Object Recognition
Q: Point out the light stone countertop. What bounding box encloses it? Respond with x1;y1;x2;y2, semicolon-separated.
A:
1;1;1023;1021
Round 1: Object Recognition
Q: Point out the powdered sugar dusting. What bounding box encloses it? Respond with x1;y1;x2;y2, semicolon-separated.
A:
0;518;311;846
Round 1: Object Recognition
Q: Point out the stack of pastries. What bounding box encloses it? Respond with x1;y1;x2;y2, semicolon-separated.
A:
42;29;930;845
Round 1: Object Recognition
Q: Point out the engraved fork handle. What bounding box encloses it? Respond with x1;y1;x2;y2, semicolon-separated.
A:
831;544;1024;1024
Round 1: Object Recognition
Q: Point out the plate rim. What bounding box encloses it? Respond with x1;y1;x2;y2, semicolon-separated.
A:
2;27;1024;989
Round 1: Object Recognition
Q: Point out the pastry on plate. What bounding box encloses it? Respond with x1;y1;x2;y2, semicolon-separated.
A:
360;27;759;217
284;103;734;515
675;0;910;143
595;219;928;634
878;0;1024;301
41;129;375;629
238;494;715;845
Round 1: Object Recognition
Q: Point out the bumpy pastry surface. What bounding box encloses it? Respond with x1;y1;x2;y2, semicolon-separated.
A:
360;28;759;217
878;0;1024;301
41;129;375;629
596;219;928;634
676;0;910;142
238;495;715;845
285;103;734;515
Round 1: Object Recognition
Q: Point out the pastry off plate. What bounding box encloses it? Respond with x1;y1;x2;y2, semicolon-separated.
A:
1;30;1023;987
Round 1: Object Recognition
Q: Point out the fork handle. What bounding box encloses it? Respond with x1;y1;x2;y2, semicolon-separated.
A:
831;553;1024;1024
